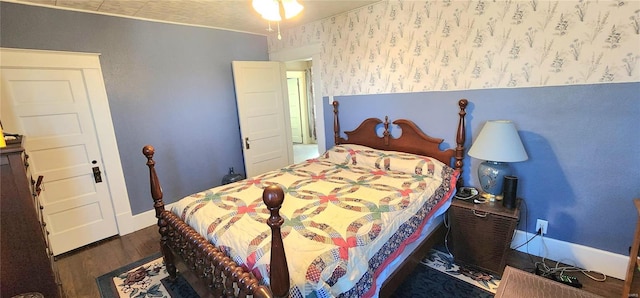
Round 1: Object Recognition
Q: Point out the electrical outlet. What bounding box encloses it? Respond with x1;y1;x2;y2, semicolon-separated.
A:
536;219;548;235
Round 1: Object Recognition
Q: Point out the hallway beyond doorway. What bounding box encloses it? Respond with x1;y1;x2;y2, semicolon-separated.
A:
293;144;320;164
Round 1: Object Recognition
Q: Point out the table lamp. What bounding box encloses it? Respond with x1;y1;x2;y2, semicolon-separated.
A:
468;120;528;200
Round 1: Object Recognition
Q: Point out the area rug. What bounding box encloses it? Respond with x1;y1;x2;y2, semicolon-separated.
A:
98;250;499;298
392;262;495;298
96;253;198;298
421;248;501;294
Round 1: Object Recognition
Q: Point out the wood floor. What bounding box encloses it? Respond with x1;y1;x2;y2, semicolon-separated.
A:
55;225;160;298
55;225;624;298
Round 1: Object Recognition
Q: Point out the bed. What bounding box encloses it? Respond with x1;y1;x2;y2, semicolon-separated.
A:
142;99;468;297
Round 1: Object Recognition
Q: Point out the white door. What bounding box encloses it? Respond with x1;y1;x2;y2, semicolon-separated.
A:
287;77;303;144
1;49;120;255
232;61;293;178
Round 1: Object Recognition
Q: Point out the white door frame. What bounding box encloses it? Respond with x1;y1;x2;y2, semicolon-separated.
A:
0;48;135;235
269;43;326;153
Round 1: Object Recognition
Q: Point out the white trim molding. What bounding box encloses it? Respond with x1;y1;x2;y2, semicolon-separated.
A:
511;230;627;280
127;209;157;233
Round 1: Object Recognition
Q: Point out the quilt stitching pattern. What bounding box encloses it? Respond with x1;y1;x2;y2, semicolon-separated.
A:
174;145;456;297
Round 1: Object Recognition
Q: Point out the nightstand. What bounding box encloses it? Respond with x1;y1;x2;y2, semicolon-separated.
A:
449;197;521;276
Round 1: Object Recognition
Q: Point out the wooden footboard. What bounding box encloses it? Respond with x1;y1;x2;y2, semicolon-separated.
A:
143;146;286;298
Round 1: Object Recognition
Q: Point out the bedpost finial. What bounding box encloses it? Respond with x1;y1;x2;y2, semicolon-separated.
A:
143;145;155;160
263;184;285;209
383;116;390;146
458;99;468;109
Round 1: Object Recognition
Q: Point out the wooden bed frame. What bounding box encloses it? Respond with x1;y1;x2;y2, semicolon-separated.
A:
142;99;468;298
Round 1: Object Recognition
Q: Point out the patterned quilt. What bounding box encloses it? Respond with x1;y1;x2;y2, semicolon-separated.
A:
171;144;458;297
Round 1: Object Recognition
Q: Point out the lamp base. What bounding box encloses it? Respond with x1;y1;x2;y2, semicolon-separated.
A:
477;161;512;200
480;192;503;201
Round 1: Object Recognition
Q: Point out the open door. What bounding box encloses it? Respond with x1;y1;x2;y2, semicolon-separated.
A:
232;61;293;178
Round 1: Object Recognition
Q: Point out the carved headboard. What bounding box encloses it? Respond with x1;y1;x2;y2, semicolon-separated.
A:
332;99;468;185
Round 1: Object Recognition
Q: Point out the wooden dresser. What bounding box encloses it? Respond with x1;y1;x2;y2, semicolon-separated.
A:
1;141;60;297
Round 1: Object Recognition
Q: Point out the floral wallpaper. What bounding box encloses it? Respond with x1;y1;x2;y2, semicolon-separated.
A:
268;0;640;97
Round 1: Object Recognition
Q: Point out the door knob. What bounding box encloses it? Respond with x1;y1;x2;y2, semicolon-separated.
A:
245;137;250;149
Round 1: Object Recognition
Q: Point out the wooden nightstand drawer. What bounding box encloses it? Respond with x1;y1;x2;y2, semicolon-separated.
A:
449;198;521;276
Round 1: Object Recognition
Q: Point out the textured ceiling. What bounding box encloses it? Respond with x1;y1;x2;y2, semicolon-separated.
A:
11;0;380;35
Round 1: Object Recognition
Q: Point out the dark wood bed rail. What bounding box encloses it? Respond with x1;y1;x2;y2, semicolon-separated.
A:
143;145;276;298
333;99;468;187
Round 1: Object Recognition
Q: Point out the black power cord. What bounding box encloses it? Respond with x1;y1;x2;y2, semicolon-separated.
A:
512;199;607;285
511;227;541;250
508;199;539;268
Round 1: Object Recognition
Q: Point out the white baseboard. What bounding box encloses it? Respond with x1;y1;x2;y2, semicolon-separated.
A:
511;230;628;280
115;203;177;236
115;211;135;235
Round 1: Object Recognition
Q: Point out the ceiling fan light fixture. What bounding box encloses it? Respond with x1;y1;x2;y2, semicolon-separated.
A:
282;0;304;19
252;0;280;21
252;0;303;21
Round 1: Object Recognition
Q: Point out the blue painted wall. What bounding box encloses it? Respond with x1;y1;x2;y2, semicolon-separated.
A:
324;82;640;255
0;2;268;214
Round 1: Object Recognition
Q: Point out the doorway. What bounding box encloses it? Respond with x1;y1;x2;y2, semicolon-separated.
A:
293;143;320;163
270;43;324;164
286;61;319;163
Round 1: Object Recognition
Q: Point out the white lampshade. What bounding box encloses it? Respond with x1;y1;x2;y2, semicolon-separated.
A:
252;0;303;21
468;120;528;162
